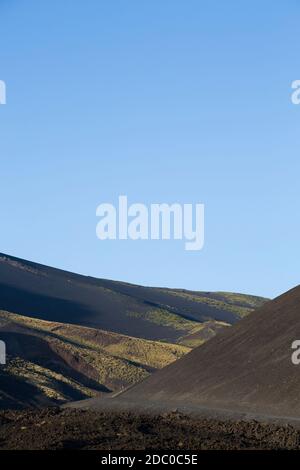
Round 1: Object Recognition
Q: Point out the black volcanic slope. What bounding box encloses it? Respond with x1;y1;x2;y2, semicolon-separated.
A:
0;253;266;343
117;286;300;419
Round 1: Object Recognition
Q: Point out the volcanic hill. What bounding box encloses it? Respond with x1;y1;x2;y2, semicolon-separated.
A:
116;286;300;419
0;253;267;408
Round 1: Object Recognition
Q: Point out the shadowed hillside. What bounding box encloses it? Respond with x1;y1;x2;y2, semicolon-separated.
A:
0;253;267;344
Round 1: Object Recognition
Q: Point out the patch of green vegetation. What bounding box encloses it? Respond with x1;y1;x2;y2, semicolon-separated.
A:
125;308;231;349
180;338;207;348
177;321;230;348
161;290;268;319
0;311;190;395
4;357;95;402
213;292;268;309
127;308;202;333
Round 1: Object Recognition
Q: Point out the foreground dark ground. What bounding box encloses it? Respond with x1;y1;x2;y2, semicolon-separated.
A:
0;408;299;450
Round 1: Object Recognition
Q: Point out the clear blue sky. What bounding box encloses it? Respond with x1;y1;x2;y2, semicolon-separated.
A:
0;0;299;298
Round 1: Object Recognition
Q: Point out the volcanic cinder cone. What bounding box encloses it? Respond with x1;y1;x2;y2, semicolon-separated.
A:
118;286;300;419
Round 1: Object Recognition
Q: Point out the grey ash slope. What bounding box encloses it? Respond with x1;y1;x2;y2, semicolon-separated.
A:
0;253;267;343
116;285;300;419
